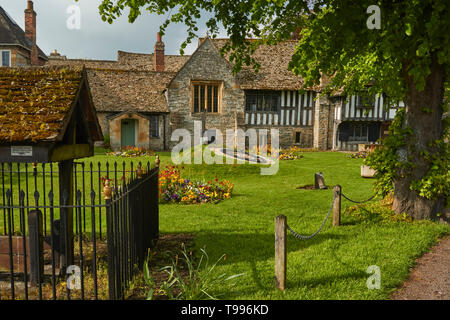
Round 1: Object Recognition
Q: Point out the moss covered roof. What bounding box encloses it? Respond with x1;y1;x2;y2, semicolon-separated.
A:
0;66;83;143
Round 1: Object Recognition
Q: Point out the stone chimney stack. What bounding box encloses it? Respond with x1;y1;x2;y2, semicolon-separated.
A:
24;1;39;65
154;32;165;72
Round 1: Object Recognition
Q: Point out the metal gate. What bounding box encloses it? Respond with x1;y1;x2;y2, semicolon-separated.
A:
0;160;159;300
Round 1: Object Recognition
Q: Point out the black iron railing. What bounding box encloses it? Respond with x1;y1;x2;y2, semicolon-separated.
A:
0;161;159;300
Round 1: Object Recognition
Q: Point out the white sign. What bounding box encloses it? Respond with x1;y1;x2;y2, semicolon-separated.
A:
11;146;33;157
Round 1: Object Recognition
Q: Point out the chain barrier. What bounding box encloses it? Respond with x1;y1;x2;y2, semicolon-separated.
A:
341;193;376;204
286;190;338;240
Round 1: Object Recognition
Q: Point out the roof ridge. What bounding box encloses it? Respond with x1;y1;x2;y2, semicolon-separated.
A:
88;67;177;74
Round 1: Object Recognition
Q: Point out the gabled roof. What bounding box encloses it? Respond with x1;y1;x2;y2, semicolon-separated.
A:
0;66;102;143
166;37;234;89
87;68;175;113
203;38;322;91
0;6;47;60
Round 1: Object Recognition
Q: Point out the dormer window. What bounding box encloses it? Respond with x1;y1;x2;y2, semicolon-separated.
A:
1;51;11;67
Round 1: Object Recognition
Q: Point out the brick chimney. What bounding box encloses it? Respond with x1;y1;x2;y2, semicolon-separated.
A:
154;32;165;72
24;1;39;65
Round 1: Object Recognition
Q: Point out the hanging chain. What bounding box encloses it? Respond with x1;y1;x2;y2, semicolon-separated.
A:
341;193;376;204
286;190;338;240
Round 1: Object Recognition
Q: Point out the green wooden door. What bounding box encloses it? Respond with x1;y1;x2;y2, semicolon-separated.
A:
121;119;136;147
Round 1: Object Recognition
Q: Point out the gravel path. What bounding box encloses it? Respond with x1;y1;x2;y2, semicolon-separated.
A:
391;236;450;300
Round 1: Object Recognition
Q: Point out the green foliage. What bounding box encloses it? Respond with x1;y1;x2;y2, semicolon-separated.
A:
345;198;414;225
364;108;413;197
409;138;450;202
143;245;244;300
103;134;111;148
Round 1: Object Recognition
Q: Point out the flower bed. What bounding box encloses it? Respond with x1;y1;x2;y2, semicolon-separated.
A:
248;145;304;160
278;146;304;160
107;146;154;158
348;151;368;159
159;166;234;204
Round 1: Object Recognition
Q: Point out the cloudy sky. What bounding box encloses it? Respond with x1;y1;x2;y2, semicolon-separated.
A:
1;0;227;60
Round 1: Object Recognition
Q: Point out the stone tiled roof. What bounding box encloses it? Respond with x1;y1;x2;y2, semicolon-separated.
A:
47;58;120;69
117;51;190;72
206;38;323;91
0;66;83;142
86;68;175;113
0;6;47;60
46;50;190;113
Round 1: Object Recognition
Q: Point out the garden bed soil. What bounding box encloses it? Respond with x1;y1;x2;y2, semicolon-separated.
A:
126;233;196;300
296;184;316;190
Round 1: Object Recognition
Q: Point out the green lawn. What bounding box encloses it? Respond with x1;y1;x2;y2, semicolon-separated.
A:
153;150;449;300
1;148;448;300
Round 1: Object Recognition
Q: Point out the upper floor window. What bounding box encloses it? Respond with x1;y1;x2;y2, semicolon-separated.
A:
245;90;280;112
356;94;375;109
1;51;11;67
192;82;221;113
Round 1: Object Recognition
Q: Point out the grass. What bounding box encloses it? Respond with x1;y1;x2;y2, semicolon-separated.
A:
153;150;449;300
1;148;449;300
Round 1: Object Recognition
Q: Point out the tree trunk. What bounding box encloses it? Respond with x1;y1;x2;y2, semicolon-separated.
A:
392;55;446;220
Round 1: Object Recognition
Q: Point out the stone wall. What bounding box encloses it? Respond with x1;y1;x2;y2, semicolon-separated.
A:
0;46;31;66
167;38;245;149
313;94;338;150
96;112;167;151
109;113;150;151
148;115;166;151
245;125;313;149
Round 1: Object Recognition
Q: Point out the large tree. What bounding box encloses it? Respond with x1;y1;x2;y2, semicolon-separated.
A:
96;0;449;220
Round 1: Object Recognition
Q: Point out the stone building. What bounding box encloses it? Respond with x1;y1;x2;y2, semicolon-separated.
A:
47;34;189;151
0;1;48;67
47;35;400;151
1;2;400;152
165;37;400;151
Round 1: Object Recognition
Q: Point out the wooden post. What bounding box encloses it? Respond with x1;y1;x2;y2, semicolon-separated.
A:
333;185;341;227
275;215;287;291
155;155;160;168
28;210;44;286
59;159;74;273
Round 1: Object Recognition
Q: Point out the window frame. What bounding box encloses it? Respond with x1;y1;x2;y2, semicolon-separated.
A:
1;50;11;67
150;115;159;138
245;90;281;113
191;81;223;114
356;94;376;109
348;123;369;142
294;131;301;144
